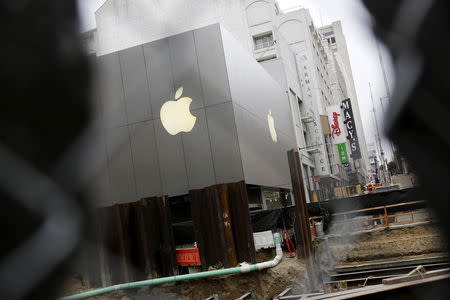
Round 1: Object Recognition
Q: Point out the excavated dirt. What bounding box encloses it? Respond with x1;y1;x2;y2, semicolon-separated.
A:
319;223;447;266
60;250;308;300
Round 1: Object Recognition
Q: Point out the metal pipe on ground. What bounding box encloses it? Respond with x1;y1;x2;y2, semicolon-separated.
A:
59;233;283;300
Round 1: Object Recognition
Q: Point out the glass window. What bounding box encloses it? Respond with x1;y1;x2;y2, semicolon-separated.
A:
253;33;274;50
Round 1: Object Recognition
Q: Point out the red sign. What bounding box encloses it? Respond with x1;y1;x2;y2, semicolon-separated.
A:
176;248;201;266
331;112;341;138
313;176;321;183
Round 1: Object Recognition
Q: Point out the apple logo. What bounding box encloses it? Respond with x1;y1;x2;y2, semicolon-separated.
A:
160;87;197;135
267;109;278;143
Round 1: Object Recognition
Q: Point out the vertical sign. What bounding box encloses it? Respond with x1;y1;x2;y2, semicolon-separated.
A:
341;99;361;159
327;105;346;144
337;143;349;164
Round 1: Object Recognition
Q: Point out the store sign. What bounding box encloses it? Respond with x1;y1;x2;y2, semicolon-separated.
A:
337;143;349;164
342;99;361;159
327;105;346;144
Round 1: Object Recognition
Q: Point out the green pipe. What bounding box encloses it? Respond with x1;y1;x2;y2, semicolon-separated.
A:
59;233;282;300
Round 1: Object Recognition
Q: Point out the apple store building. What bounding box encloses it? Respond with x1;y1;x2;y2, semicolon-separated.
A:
90;23;297;210
73;23;305;280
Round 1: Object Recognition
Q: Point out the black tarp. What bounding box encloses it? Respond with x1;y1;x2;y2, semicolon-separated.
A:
173;188;425;245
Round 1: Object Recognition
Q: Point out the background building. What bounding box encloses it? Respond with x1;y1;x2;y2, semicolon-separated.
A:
320;21;370;184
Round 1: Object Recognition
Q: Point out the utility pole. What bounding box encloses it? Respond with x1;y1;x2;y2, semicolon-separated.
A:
375;39;400;173
369;82;389;184
371;111;382;183
375;40;391;100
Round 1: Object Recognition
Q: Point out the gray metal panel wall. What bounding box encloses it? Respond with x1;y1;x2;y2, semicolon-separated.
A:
105;126;137;204
94;23;298;205
221;27;295;139
221;26;296;188
193;23;232;106
154;119;189;197
233;103;293;188
205;102;244;183
98;52;127;128
129;120;162;198
119;45;152;123
86;126;112;207
143;39;174;119
168;31;204;110
182;108;216;190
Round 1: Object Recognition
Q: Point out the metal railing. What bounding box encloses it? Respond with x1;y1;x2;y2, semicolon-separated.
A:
310;200;431;235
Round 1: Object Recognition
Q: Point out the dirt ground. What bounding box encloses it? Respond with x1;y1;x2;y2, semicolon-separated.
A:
61;250;308;300
319;223;447;266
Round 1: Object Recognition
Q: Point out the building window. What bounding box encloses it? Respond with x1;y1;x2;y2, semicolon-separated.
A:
330;37;336;44
254;33;274;50
324;31;334;37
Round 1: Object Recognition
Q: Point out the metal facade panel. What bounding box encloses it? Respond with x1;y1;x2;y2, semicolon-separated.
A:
168;31;204;110
86;127;112;207
143;39;174;119
205;102;244;183
181;108;216;190
233;103;280;186
221;27;295;139
105;126;138;204
97;52;127;128
93;24;298;203
193;24;231;107
119;45;152;123
233;103;294;188
129;120;162;198
154;119;189;196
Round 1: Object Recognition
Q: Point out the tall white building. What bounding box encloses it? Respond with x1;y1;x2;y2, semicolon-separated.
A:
320;22;369;183
85;0;369;201
243;2;348;200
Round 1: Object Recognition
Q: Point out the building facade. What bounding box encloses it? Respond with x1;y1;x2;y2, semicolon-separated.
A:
89;24;296;207
320;21;370;184
85;0;369;202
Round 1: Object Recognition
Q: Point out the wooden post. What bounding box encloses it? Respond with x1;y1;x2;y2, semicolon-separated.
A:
228;181;256;264
129;201;151;280
95;207;112;287
217;184;238;267
190;187;226;269
190;181;255;269
287;149;317;289
384;206;388;226
141;196;178;277
109;204;132;284
287;150;313;258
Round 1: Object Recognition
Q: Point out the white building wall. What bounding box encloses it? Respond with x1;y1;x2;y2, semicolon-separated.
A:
95;0;253;56
273;9;333;176
244;2;311;159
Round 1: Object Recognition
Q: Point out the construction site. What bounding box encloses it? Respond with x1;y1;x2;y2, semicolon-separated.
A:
58;179;448;299
2;0;450;300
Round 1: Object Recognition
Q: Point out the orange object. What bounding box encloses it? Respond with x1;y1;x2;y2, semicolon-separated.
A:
176;248;201;266
284;231;296;257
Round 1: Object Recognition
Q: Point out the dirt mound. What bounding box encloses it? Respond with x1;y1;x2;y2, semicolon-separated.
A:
321;223;446;265
164;255;307;299
60;250;308;300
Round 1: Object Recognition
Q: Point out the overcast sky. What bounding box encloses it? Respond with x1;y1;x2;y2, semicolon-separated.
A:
77;0;395;161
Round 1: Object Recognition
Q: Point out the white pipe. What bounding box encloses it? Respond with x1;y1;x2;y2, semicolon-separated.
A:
60;233;283;300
